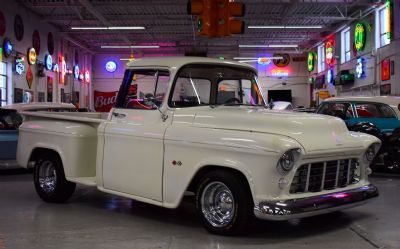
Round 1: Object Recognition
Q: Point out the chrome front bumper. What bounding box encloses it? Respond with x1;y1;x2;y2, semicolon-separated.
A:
0;160;20;169
254;184;378;221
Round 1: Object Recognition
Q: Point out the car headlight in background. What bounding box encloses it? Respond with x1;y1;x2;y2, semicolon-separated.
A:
365;143;380;162
277;149;301;175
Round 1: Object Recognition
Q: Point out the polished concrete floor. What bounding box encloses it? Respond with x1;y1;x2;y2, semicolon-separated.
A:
0;170;399;249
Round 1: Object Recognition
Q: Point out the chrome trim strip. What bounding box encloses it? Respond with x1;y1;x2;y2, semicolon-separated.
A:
305;163;311;192
335;160;340;187
347;159;352;185
321;162;327;190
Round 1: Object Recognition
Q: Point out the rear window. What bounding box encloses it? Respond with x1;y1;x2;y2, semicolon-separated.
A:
355;102;396;118
0;109;23;130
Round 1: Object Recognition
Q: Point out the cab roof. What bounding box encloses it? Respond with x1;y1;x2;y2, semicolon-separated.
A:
125;56;256;73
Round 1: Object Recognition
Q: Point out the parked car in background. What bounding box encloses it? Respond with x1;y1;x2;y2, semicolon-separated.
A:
317;96;400;172
317;96;400;134
0;103;77;169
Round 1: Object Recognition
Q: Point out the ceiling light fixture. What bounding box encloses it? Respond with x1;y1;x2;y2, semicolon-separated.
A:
101;45;160;49
248;25;323;29
71;26;145;30
239;44;298;48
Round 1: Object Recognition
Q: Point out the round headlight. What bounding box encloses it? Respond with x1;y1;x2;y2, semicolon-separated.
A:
277;149;300;175
365;144;377;162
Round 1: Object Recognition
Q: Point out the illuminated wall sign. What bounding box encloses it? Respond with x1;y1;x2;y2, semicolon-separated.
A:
15;57;25;75
45;54;53;70
79;73;84;81
73;65;80;79
381;59;390;81
59;56;66;84
3;38;13;58
325;40;335;66
307;52;316;72
53;63;59;72
27;47;37;65
356;57;365;78
354;23;366;51
257;57;271;65
105;60;117;73
271;68;289;77
327;68;334;84
84;70;90;83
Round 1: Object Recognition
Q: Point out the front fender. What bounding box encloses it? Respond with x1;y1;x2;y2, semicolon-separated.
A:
162;126;303;208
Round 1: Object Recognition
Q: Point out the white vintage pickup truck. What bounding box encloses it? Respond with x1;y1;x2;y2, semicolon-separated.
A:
17;57;379;235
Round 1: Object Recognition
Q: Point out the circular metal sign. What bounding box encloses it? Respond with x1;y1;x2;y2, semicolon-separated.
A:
273;54;290;67
45;54;53;70
105;61;117;73
3;38;13;58
14;15;24;41
0;11;6;37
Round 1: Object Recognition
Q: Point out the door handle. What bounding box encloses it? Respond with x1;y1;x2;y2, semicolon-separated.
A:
112;112;126;118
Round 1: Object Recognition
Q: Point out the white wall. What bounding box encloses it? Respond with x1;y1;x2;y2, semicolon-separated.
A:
0;0;92;107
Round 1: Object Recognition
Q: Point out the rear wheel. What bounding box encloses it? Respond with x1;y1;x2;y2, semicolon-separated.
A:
195;170;253;235
34;152;76;203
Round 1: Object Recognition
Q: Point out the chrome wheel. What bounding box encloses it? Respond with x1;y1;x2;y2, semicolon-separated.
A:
201;181;235;228
38;161;57;194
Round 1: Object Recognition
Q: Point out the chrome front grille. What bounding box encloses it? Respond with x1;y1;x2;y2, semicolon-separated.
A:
290;159;359;194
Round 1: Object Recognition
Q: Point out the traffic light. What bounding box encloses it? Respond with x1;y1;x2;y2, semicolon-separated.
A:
188;0;245;38
187;0;218;37
217;0;245;37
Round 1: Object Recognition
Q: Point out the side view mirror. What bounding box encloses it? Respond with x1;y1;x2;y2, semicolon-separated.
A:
145;93;168;122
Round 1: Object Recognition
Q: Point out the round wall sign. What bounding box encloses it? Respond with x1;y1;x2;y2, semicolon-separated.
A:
325;40;335;66
0;11;6;37
105;60;117;73
354;23;366;52
3;38;13;58
73;65;80;79
47;32;54;55
14;15;24;41
32;30;41;55
273;54;290;67
26;66;33;89
45;54;53;70
307;52;315;72
28;47;37;65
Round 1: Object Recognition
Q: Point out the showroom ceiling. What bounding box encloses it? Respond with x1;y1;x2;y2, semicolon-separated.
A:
17;0;383;57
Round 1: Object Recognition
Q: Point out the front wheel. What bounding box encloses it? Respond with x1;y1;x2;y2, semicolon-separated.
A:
195;170;253;235
34;152;76;203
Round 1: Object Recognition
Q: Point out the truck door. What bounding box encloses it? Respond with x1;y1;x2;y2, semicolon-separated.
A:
102;69;170;201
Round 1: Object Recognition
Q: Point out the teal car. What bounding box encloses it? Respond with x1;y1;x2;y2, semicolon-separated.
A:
317;96;400;134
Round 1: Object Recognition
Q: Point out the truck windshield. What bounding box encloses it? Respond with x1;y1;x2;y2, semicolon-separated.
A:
169;64;266;108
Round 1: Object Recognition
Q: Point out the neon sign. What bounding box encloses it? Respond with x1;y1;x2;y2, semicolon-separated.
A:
325;40;335;66
53;63;59;72
327;68;333;84
28;48;37;65
60;56;66;84
387;0;391;40
3;38;13;58
356;57;365;78
84;70;90;83
15;57;25;75
45;54;53;70
354;23;366;51
307;52;316;72
79;73;84;81
271;68;289;77
73;65;80;79
257;57;271;65
105;60;117;73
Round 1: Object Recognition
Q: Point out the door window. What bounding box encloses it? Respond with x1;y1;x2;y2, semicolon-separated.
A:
317;102;353;119
116;70;170;110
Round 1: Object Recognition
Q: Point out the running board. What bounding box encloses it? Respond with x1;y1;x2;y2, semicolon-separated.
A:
67;177;97;186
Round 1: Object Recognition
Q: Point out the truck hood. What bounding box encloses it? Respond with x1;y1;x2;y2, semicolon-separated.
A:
190;106;364;153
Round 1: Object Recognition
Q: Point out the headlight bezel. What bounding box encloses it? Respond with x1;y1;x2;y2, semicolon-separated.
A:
364;143;380;163
276;148;301;175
